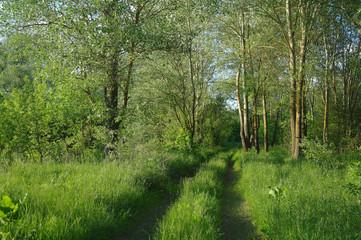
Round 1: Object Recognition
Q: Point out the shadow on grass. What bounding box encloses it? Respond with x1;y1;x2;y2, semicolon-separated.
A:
112;190;175;240
222;161;262;240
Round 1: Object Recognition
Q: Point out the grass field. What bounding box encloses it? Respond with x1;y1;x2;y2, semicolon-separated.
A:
154;151;233;240
0;149;219;240
2;145;360;240
234;148;361;240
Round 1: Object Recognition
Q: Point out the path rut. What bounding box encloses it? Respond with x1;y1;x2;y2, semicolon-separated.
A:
222;161;262;240
114;192;173;240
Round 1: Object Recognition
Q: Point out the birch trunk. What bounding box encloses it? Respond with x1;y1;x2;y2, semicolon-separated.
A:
236;65;248;152
294;3;307;158
240;10;251;149
286;0;297;157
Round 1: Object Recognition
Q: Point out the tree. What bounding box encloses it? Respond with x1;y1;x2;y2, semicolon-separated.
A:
0;0;177;144
218;0;253;152
135;0;217;149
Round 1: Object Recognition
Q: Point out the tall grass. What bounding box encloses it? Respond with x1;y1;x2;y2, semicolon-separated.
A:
0;149;217;240
154;151;233;240
235;148;361;240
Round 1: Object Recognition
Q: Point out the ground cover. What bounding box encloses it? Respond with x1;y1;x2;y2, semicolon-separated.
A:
0;149;218;240
235;148;361;239
153;151;233;240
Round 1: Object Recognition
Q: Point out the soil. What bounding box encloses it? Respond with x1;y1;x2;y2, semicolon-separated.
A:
221;161;262;240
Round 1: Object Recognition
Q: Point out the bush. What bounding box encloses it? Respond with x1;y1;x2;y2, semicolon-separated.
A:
300;138;336;168
345;161;361;200
164;129;197;152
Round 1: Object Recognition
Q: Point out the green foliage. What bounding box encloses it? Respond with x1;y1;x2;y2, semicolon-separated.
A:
200;96;239;147
0;196;18;223
0;41;34;93
234;149;361;239
174;129;196;152
267;186;287;201
0;77;83;161
0;193;25;240
0;149;218;239
300;138;336;168
154;151;231;240
233;146;287;165
345;161;361;200
163;128;196;153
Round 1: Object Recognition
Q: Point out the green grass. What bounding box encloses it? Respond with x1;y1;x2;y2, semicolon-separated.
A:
154;151;233;240
0;149;217;240
235;148;361;240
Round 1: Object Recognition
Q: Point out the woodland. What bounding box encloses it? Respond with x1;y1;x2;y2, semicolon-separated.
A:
0;0;361;239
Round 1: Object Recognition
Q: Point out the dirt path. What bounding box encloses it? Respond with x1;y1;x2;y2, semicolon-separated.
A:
222;161;262;240
114;192;173;240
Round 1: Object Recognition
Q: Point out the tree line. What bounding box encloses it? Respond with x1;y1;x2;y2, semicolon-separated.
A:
0;0;360;161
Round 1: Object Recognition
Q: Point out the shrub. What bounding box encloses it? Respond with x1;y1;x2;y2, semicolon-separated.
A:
0;193;25;240
345;161;361;200
300;138;336;168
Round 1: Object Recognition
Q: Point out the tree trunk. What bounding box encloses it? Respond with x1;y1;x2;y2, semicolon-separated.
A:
122;6;142;113
189;48;196;139
187;10;196;140
240;10;251;150
252;71;260;153
271;109;280;146
122;54;133;111
286;0;297;157
323;36;329;144
293;2;307;158
104;52;120;140
236;65;248;152
347;76;353;137
302;90;307;138
253;101;260;153
262;79;268;152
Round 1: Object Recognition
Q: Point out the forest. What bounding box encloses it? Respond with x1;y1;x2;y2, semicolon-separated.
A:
0;0;360;239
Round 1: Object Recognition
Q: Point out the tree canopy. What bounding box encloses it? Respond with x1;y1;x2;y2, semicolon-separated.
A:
0;0;360;160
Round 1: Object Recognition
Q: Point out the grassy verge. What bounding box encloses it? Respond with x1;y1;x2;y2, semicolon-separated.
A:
153;151;233;240
234;148;361;239
0;149;218;240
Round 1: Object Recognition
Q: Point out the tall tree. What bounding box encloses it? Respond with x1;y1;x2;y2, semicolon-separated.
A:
219;0;253;151
0;0;176;143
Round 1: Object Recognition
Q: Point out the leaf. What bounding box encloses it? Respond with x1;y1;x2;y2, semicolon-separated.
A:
0;196;17;217
0;195;15;208
12;203;19;214
0;196;15;209
269;189;276;198
0;216;7;225
0;210;6;219
1;231;11;238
